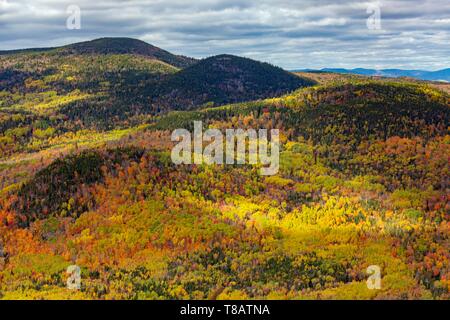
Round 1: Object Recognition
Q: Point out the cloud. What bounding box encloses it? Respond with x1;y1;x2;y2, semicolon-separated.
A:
0;0;449;69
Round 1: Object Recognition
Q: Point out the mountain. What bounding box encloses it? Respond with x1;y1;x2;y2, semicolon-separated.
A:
295;68;450;82
427;68;450;81
151;54;315;111
1;38;449;300
155;81;450;144
0;38;186;130
59;38;197;69
0;37;197;69
0;38;314;130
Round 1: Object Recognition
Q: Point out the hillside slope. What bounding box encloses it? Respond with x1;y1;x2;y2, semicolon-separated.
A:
1;78;448;300
0;40;449;301
153;80;449;190
0;40;314;129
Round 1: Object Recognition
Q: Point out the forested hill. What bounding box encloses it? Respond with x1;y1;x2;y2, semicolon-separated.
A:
0;38;197;69
59;38;198;69
0;39;315;129
1;39;449;300
1;76;448;300
150;54;316;111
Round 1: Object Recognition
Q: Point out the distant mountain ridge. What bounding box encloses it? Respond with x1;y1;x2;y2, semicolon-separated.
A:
295;67;450;82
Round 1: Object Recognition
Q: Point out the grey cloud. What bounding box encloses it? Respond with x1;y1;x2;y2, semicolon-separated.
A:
0;0;449;69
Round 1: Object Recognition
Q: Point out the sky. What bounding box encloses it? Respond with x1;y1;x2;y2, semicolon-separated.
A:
0;0;449;70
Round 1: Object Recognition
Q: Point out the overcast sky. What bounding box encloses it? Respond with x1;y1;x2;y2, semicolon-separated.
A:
0;0;449;70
